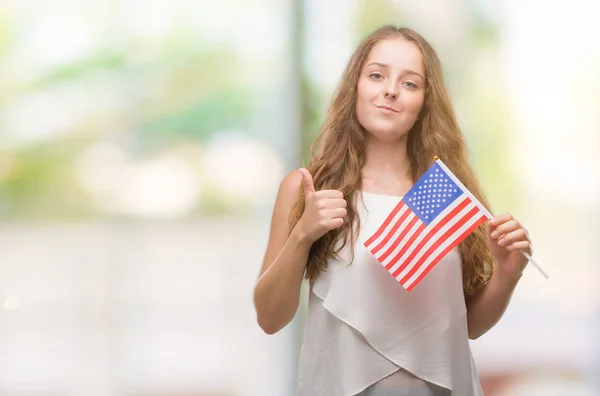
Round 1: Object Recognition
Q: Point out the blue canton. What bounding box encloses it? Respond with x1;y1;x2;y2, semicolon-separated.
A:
404;163;463;225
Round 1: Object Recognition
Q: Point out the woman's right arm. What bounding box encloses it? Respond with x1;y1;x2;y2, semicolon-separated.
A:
253;169;346;334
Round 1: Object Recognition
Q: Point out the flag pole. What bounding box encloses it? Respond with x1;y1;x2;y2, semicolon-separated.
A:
434;156;549;279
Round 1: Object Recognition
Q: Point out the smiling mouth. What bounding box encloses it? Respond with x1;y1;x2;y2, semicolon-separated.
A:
376;105;398;113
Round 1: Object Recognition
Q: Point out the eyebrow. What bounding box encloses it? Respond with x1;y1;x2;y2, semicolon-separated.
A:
365;62;424;80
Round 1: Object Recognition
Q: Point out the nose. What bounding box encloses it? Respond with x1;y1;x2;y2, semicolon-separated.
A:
384;85;399;100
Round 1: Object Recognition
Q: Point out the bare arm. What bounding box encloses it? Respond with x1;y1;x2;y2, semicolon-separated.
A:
466;269;521;339
466;213;532;339
253;169;346;334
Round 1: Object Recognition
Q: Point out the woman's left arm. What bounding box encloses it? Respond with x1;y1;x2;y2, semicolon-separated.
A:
466;213;532;340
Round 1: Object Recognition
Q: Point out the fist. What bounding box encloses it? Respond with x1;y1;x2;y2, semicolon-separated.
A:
296;168;347;243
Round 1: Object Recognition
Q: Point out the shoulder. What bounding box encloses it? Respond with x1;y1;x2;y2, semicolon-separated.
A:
280;169;303;192
276;169;303;204
270;170;304;220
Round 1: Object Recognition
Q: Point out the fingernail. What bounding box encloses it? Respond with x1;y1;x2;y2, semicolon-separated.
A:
498;238;504;246
491;231;498;239
490;218;497;225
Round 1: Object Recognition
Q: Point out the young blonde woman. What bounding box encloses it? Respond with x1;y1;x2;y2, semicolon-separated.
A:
253;26;533;396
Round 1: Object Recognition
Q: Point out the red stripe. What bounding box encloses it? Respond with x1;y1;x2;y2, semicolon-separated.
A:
390;197;472;278
399;205;479;284
377;216;420;263
364;201;405;247
383;220;424;270
404;215;487;291
371;208;412;255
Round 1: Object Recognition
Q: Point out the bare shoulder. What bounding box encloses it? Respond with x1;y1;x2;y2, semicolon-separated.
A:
257;170;304;278
269;170;304;227
276;169;303;208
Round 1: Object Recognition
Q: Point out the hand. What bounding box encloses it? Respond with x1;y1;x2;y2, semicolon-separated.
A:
295;168;347;244
488;213;533;279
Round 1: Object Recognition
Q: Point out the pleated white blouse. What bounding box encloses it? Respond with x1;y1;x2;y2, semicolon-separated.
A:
296;192;484;396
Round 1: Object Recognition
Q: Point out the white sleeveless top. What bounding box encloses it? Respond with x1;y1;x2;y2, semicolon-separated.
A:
297;192;483;396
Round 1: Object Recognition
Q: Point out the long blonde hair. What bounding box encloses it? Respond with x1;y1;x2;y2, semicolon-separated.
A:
289;26;495;298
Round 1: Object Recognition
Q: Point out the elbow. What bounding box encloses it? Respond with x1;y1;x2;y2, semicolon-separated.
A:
256;314;283;335
466;320;483;340
260;324;280;335
467;324;486;340
254;296;283;335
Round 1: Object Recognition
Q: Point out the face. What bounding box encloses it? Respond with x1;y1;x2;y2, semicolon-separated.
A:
356;38;426;141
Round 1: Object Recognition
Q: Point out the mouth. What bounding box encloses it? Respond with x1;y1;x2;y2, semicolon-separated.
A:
375;105;398;113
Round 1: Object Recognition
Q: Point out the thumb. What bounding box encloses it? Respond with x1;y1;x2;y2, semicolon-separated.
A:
487;218;497;237
298;168;315;197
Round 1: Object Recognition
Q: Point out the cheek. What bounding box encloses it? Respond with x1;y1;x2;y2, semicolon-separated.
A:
405;93;425;115
356;83;374;116
357;81;376;104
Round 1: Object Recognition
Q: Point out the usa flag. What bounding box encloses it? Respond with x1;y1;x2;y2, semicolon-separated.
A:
363;159;492;291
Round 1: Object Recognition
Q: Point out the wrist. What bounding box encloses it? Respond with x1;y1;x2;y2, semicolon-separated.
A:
493;264;523;286
290;225;314;250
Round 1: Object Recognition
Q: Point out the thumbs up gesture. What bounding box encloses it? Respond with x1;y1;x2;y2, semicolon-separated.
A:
296;168;347;244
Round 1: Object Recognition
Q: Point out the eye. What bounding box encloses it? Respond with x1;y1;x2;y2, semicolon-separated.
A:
369;73;383;81
403;81;418;89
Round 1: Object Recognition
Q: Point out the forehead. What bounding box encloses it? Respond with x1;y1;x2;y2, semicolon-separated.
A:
365;38;424;74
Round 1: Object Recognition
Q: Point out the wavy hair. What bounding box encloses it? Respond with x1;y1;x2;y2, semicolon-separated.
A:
289;26;495;298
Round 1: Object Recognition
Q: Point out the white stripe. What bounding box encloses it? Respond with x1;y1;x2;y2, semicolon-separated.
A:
402;211;484;289
436;159;492;220
373;211;416;260
385;193;469;273
365;203;410;250
393;197;475;280
378;213;421;264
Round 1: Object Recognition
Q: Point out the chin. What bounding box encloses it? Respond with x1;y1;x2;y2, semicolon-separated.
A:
365;126;409;141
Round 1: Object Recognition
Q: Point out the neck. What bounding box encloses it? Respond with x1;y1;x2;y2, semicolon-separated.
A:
362;135;411;178
361;134;413;195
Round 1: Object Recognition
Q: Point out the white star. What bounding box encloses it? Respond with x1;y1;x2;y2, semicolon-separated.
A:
437;204;440;207
442;199;446;202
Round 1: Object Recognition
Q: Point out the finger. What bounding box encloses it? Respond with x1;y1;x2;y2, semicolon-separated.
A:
316;189;344;199
298;168;315;197
321;218;344;230
487;221;497;235
489;213;513;226
507;240;532;252
315;198;347;209
322;207;347;219
497;229;528;247
490;219;519;239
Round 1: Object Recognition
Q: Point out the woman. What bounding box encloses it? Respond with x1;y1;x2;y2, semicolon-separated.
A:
253;25;532;396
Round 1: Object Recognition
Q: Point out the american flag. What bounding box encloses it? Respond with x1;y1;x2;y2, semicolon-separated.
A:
363;159;492;291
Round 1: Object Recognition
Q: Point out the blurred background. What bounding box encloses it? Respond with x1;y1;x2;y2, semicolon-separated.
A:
0;0;598;395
